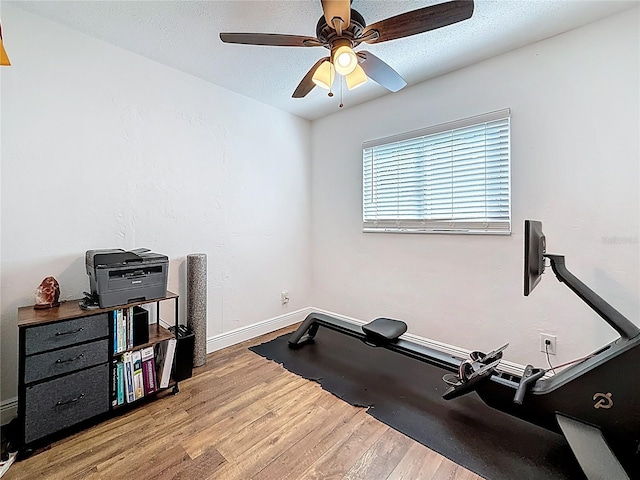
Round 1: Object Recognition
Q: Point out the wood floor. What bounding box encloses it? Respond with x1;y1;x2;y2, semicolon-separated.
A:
6;326;484;480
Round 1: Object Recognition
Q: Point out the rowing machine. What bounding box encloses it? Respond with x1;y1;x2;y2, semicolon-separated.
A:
288;220;639;479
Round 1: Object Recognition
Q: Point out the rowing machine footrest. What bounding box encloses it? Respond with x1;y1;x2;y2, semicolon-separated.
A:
362;318;408;344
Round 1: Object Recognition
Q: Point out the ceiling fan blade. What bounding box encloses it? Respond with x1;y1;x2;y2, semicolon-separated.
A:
362;0;474;44
292;57;330;98
321;0;351;33
358;51;407;92
220;32;323;47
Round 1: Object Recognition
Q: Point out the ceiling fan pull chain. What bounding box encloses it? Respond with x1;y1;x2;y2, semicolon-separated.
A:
339;76;344;108
328;65;334;97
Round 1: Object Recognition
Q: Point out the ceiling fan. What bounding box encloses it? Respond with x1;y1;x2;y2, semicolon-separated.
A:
220;0;474;99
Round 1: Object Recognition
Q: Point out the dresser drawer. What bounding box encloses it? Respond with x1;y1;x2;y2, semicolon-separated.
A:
24;339;109;384
24;313;109;355
24;363;109;444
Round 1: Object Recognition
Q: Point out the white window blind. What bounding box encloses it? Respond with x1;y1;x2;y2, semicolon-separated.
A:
363;109;511;234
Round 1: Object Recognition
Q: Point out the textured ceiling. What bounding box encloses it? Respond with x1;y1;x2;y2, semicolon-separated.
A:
10;0;638;120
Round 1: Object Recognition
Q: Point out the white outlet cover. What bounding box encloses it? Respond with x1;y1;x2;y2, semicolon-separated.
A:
540;334;557;355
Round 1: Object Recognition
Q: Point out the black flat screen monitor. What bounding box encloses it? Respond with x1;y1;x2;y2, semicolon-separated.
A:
524;220;546;296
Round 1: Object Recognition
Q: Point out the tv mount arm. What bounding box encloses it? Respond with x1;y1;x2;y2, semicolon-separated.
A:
546;254;639;340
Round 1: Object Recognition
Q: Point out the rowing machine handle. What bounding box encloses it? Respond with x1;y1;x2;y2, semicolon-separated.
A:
514;365;546;405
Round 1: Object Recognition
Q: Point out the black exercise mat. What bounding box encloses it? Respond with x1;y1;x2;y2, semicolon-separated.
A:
250;328;586;480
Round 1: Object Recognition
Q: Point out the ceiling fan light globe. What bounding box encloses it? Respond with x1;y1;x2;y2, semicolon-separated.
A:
337;52;351;67
346;64;367;90
311;60;335;90
333;45;357;75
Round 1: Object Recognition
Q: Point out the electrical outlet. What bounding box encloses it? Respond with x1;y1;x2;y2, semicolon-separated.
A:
540;334;556;355
280;290;290;305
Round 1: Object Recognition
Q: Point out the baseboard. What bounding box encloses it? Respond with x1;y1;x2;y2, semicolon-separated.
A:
206;307;312;353
1;397;17;426
307;307;527;377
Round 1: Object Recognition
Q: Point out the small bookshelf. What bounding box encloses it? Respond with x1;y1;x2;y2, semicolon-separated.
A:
17;292;181;453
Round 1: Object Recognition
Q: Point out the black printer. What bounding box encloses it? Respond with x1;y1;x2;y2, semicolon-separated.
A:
86;248;169;308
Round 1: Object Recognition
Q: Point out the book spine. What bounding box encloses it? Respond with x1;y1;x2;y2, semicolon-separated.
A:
117;361;125;405
123;308;129;350
141;347;156;395
132;350;144;400
148;356;157;394
154;342;166;388
128;306;134;349
124;352;134;403
111;361;118;407
160;338;177;388
113;311;118;354
118;309;125;353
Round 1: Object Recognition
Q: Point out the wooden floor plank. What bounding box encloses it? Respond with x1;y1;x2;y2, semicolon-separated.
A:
295;414;390;480
343;427;415;480
432;457;466;480
215;383;327;460
7;325;485;480
387;442;443;480
250;398;360;480
214;402;331;479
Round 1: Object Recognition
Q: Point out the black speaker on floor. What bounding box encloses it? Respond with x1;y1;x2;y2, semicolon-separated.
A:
170;325;195;381
132;306;149;346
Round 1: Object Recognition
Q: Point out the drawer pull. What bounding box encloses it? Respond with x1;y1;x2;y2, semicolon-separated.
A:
55;327;84;337
55;393;85;407
55;353;85;364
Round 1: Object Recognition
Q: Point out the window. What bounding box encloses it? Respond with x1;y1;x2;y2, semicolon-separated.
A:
362;109;511;234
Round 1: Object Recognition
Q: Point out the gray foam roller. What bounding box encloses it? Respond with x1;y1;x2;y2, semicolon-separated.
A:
187;253;207;367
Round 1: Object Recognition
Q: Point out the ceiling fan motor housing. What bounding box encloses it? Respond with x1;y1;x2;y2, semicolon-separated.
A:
316;9;366;48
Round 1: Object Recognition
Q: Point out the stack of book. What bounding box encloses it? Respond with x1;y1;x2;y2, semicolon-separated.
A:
111;338;176;407
112;306;135;354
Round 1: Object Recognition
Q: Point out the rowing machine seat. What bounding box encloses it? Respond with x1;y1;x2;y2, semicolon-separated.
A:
362;318;408;344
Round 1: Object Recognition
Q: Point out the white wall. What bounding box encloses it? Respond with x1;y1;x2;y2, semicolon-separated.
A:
310;8;639;368
0;5;311;406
